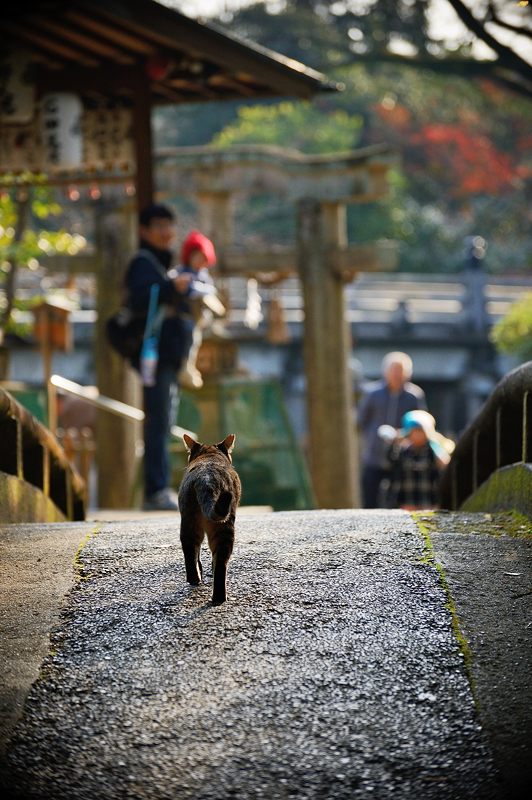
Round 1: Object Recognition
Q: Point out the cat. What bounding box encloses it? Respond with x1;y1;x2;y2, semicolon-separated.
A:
178;433;241;605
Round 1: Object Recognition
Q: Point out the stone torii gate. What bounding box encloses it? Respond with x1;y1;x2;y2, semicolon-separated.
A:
156;144;395;508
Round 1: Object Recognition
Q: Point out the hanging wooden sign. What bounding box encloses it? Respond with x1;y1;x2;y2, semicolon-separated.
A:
0;123;42;173
83;107;134;172
0;50;34;124
41;93;83;170
0;98;135;177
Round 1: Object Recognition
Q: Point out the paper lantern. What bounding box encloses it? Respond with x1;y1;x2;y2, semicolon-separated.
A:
41;93;83;170
146;55;171;80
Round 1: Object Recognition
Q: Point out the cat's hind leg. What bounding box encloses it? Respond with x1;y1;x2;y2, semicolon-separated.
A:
207;520;235;605
180;511;204;586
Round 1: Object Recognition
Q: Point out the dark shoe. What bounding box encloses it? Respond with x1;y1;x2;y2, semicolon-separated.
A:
143;488;179;511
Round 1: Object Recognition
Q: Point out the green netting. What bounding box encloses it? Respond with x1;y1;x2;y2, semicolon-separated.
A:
5;385;48;424
171;378;315;511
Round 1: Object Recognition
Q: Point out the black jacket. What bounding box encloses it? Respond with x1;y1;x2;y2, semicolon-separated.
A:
125;242;193;369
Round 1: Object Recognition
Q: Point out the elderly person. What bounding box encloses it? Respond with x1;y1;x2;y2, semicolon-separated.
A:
358;352;426;508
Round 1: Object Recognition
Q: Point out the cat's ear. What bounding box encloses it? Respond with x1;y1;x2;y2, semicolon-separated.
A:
218;433;236;454
183;433;200;453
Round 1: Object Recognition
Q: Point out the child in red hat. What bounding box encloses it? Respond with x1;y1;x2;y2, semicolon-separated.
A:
180;230;217;269
169;230;217;298
169;230;224;389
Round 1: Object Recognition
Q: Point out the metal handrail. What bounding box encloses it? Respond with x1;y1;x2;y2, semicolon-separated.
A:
439;361;532;510
50;375;144;422
49;374;197;439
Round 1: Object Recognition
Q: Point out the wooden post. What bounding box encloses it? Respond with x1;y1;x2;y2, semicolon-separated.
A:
132;67;154;211
297;198;360;508
92;65;151;508
38;312;54;430
95;201;141;508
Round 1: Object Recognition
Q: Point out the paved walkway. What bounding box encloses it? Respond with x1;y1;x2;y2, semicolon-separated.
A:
0;510;530;800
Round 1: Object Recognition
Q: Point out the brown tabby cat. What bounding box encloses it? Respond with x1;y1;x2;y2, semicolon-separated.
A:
178;433;241;605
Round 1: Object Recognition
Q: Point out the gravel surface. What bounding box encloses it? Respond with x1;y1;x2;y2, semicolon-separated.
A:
2;510;501;800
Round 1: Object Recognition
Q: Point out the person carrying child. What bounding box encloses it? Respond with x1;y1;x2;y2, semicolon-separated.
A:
123;206;219;510
379;410;454;511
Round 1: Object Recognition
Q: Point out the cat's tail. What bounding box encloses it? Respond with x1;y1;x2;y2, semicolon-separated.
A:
213;490;232;521
198;488;233;522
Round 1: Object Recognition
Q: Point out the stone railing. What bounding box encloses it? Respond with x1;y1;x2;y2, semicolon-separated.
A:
0;386;85;522
439;362;531;512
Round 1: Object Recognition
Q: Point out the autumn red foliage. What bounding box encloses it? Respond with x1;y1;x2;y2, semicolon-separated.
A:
374;101;522;198
413;124;518;196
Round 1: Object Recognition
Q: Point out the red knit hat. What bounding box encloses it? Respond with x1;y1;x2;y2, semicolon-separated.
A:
181;230;216;267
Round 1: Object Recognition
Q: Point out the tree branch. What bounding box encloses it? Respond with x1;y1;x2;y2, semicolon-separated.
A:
446;0;532;77
487;3;532;40
336;50;532;99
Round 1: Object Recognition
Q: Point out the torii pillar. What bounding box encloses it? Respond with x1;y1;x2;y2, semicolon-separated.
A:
297;200;358;507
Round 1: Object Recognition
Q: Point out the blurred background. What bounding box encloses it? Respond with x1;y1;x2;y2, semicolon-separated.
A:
1;0;531;510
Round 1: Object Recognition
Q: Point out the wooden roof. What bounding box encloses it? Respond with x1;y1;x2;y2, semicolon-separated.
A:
5;0;337;104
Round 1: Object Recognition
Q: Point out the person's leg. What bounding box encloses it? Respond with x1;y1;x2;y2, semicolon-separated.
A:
362;466;384;508
143;363;178;501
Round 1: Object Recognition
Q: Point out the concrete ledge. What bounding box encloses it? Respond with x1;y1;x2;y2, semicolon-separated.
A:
0;473;67;524
461;462;532;516
0;518;92;760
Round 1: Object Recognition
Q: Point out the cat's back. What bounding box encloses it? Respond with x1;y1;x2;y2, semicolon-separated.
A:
180;447;241;495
